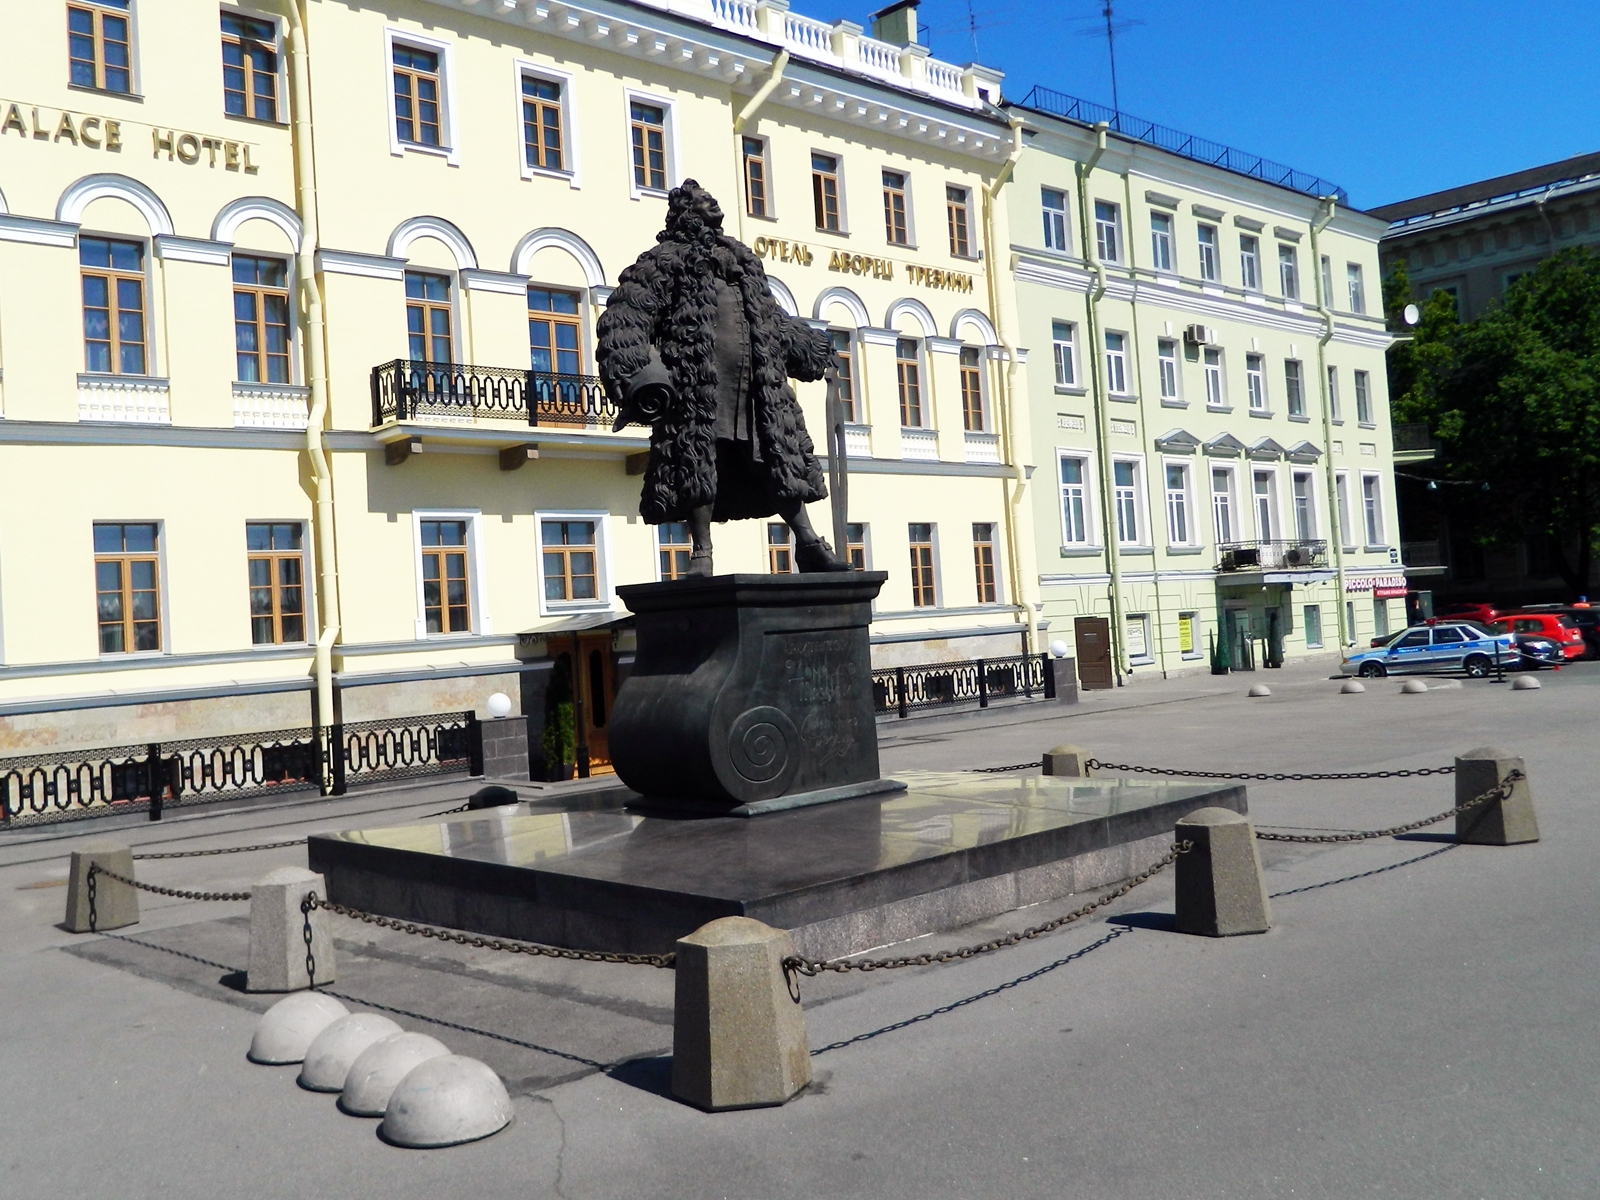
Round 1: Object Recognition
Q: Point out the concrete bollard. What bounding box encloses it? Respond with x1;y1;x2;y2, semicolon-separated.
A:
1455;747;1539;845
65;844;139;933
247;866;337;992
1174;808;1271;937
1042;744;1092;777
672;916;811;1111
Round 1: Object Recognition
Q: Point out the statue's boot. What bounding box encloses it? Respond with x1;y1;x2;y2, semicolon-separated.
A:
795;536;853;573
686;551;714;578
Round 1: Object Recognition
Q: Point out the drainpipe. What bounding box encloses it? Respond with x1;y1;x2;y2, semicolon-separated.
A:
981;115;1034;652
1076;123;1125;681
730;50;788;243
1309;195;1346;647
285;0;341;728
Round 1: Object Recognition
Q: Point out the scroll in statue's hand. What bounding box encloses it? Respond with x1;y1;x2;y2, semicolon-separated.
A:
612;354;676;431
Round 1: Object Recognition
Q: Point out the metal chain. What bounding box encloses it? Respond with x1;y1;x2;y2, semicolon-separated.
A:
85;863;251;903
301;894;318;987
423;802;473;819
1254;771;1522;843
87;866;98;933
134;838;306;860
301;892;677;969
1085;758;1455;783
971;760;1041;774
784;841;1190;979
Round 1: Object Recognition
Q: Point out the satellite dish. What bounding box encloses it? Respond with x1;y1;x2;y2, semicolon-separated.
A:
1402;303;1421;327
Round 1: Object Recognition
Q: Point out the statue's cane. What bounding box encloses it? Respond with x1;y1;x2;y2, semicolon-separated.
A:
823;367;851;568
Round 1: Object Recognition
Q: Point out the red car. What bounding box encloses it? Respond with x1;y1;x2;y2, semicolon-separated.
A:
1438;603;1500;626
1496;612;1586;660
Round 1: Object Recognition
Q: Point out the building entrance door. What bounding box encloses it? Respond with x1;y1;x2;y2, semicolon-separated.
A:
1074;616;1115;690
575;632;616;774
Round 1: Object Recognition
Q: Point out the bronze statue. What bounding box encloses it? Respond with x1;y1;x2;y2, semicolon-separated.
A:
597;180;850;576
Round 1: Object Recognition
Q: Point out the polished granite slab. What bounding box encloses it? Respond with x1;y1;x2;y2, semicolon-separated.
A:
308;771;1245;958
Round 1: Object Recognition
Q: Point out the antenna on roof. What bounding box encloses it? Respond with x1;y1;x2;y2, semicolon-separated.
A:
1074;2;1144;118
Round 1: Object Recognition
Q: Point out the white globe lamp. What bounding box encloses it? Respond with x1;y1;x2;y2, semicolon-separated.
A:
485;691;513;719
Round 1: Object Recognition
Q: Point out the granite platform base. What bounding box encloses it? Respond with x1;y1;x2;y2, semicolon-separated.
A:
307;771;1246;961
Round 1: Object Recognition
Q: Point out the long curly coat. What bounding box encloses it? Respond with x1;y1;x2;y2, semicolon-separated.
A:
596;220;833;524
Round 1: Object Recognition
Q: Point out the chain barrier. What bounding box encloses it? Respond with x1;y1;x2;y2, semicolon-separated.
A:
1254;771;1522;843
85;863;252;905
299;892;677;969
133;838;306;860
1084;758;1455;782
971;760;1042;774
422;802;473;819
782;841;1190;988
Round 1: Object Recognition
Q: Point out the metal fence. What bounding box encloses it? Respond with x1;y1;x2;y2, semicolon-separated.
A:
370;360;618;429
1217;539;1329;572
873;653;1053;718
0;712;482;828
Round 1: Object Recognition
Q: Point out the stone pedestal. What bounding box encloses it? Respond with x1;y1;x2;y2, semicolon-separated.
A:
1043;744;1092;777
1174;807;1271;936
611;572;902;815
65;844;139;933
247;865;337;991
1454;747;1539;845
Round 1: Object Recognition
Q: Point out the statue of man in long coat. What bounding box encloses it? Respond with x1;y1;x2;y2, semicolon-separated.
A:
597;180;850;577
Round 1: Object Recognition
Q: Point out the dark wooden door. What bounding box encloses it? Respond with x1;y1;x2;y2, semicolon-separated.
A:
576;633;616;773
1074;616;1114;690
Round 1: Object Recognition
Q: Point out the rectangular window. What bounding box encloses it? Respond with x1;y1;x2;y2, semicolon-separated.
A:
1320;255;1333;306
1125;614;1151;662
405;271;452;365
767;522;794;574
1114;460;1139;545
630;101;667;191
1051;321;1076;387
908;523;937;607
658;521;692;581
1362;475;1383;546
422;519;472;631
528;286;581;376
1327;365;1341;421
1204;348;1225;407
882;170;909;245
1157;339;1180;401
221;13;278;121
1245;353;1266;412
1178;611;1200;657
541;519;596;604
1042;188;1069;251
1165;463;1190;545
1346;600;1356;640
247;522;305;645
1292;472;1315;541
393;44;442;148
829;329;856;422
1355;369;1373;424
972;523;997;603
1284;359;1305;417
1279;244;1299;299
69;1;132;94
1347;263;1365;313
846;522;867;571
1060;457;1089;545
1336;473;1353;549
1150;212;1174;272
742;136;767;217
1211;468;1234;543
80;236;146;376
960;345;984;432
1196;224;1219;282
94;521;160;653
946;185;971;257
1253;471;1275;540
521;76;564;172
1304;604;1323;648
1373;597;1390;640
1239;234;1261;291
1104;331;1128;395
233;255;290;384
896;338;922;427
812;153;841;231
1094;201;1120;263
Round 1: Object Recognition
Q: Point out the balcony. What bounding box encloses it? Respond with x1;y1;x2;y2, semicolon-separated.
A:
371;360;619;429
1217;539;1330;574
1402;539;1448;575
1392;422;1438;463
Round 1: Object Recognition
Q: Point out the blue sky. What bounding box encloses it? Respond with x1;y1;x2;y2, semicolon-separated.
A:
902;0;1599;211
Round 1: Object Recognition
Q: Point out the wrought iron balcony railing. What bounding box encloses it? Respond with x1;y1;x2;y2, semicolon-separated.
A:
1392;423;1435;453
370;360;619;430
1217;539;1330;572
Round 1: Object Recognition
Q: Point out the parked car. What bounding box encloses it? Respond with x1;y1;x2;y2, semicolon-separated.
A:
1341;621;1514;678
1436;602;1500;626
1496;612;1586;660
1486;623;1565;669
1519;603;1600;658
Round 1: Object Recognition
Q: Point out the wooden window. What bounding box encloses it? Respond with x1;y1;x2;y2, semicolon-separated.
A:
846;523;867;571
542;519;597;603
960;346;984;432
882;170;908;245
658;522;692;580
221;13;279;121
972;523;997;603
233;255;290;384
68;1;131;94
742;136;768;218
946;186;971;257
908;523;936;607
405;271;452;365
767;523;794;574
422;519;471;632
528;287;582;376
896;338;922;427
521;76;564;171
94;522;160;653
829;328;856;423
630;102;667;191
247;522;305;645
80;236;146;376
393;45;442;147
812;153;841;232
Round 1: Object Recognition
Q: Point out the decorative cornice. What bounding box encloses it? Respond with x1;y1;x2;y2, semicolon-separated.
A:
154;234;231;266
316;248;406;280
0;213;78;247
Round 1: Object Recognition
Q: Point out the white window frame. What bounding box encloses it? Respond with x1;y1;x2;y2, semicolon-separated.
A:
1093;200;1121;264
1150;211;1174;273
411;509;487;638
1057;450;1095;547
1284;358;1305;417
1245;353;1267;412
625;89;678;200
1303;603;1323;648
513;60;581;187
1042;187;1069;252
1156;338;1180;403
1163;459;1196;547
534;508;614;616
1335;471;1355;551
1347;262;1366;313
1239;233;1261;291
1178;610;1203;659
220;6;287;123
385;27;460;166
1051;320;1077;388
1204;347;1226;408
1125;612;1154;665
1320;255;1334;307
1112;455;1146;548
1252;468;1278;542
1104;330;1130;396
1361;473;1385;548
1196;223;1219;282
1210;464;1236;544
1279;244;1299;299
1291;470;1317;541
1355;369;1373;425
1327;364;1342;421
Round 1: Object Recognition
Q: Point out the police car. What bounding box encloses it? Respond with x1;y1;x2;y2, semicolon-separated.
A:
1340;620;1515;678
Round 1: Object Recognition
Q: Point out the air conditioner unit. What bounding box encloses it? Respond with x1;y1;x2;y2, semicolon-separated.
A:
1283;545;1309;567
1184;324;1214;346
